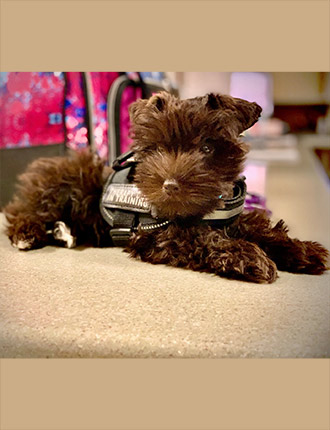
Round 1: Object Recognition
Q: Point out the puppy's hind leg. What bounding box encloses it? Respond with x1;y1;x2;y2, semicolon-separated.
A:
52;221;77;248
236;210;329;275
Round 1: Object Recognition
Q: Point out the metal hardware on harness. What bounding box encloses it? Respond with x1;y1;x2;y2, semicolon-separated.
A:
112;150;136;171
139;220;171;231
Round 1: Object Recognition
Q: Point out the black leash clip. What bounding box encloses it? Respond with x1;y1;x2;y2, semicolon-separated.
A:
112;150;137;171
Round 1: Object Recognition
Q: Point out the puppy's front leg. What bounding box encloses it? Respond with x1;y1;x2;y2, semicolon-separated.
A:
128;226;277;284
202;233;278;283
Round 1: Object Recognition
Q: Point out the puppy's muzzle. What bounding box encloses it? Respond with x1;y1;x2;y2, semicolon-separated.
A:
162;179;179;194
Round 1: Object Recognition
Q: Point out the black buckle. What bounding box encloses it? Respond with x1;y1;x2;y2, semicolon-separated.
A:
110;227;132;247
112;150;136;171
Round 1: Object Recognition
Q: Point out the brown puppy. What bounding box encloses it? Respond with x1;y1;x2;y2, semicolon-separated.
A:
4;92;329;283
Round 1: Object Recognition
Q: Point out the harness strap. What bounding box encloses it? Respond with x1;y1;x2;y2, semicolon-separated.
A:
202;178;246;227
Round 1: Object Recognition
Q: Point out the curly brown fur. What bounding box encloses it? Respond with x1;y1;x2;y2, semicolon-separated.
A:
129;222;278;283
4;91;329;283
4;150;113;249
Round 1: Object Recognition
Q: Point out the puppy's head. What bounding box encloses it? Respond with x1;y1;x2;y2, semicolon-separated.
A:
129;91;261;219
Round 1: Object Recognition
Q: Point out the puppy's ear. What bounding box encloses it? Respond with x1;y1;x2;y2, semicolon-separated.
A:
233;97;262;133
129;98;148;121
146;91;169;112
206;93;262;134
205;93;224;110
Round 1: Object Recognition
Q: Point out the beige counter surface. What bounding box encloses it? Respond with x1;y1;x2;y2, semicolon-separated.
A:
0;134;329;358
265;134;330;250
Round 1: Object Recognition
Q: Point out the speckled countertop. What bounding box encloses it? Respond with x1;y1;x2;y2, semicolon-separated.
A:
0;134;329;358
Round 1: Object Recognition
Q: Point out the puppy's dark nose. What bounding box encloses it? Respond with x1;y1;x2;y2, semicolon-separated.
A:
163;179;179;193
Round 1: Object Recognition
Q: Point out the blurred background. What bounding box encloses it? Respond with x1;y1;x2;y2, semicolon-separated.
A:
0;72;329;246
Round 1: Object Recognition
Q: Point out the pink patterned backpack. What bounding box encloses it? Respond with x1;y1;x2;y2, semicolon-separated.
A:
0;72;174;154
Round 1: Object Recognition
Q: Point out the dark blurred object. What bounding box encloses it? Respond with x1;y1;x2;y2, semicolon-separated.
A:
314;148;330;181
273;105;328;132
316;107;330;135
0;144;66;210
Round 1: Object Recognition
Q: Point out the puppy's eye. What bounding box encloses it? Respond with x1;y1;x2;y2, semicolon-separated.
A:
200;143;214;154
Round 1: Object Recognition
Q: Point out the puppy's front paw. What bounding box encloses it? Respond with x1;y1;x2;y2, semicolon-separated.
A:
12;238;35;250
246;256;278;284
241;247;278;284
53;221;76;248
212;241;278;284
